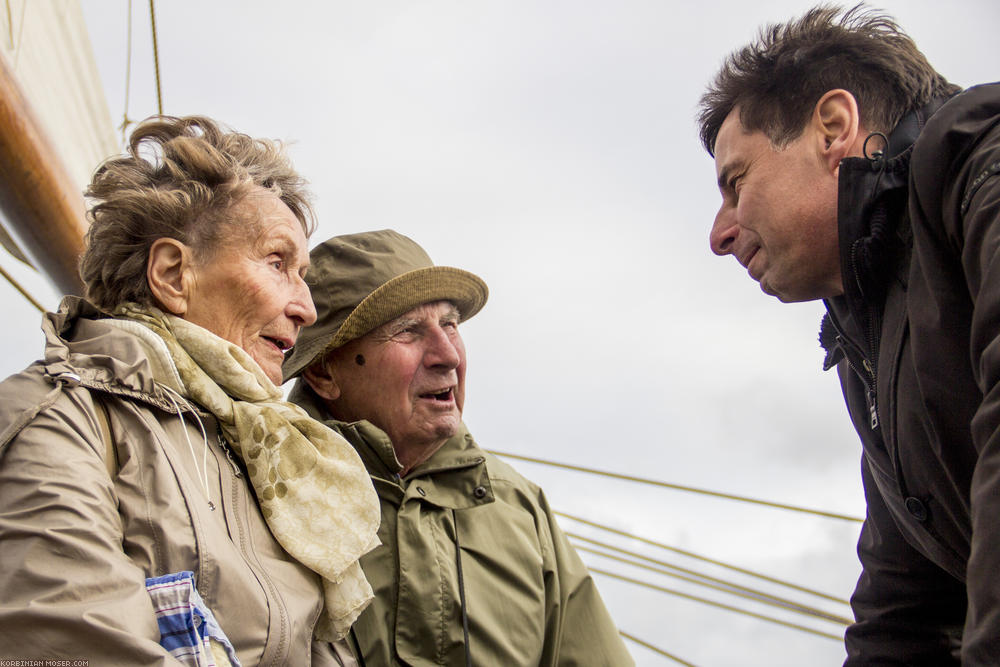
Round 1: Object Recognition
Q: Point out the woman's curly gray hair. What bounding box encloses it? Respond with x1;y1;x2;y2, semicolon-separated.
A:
80;115;316;310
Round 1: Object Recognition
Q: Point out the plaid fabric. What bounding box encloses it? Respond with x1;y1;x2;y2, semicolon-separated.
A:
145;571;241;667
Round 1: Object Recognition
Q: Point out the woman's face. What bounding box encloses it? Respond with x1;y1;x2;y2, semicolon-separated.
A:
183;189;317;386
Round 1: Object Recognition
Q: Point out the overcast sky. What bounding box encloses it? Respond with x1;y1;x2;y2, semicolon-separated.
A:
2;1;998;664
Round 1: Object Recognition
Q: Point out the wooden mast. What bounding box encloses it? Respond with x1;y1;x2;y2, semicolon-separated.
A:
0;50;88;297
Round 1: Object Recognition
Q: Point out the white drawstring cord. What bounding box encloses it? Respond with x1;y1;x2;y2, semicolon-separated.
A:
161;384;212;509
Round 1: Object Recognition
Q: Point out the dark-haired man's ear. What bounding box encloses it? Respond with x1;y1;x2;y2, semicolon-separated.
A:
813;89;864;175
147;238;194;316
303;356;343;403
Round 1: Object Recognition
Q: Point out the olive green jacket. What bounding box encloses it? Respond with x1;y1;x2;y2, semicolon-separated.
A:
291;383;633;666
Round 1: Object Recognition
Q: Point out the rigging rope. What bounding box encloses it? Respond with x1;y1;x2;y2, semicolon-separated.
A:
488;450;863;522
148;0;162;115
619;631;696;667
119;0;134;144
0;262;44;313
589;566;845;642
4;0;12;49
558;511;849;605
574;542;852;625
10;0;26;70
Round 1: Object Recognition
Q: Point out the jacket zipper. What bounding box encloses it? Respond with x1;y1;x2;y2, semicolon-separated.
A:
841;336;877;430
862;300;882;431
216;429;290;666
862;360;878;431
218;432;242;478
848;239;882;431
829;315;879;431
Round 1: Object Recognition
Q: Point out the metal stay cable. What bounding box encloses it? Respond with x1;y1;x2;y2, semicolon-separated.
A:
0;262;43;313
573;542;852;625
119;0;134;144
489;450;863;523
8;0;27;70
148;0;163;115
588;566;844;642
558;511;849;605
4;0;12;50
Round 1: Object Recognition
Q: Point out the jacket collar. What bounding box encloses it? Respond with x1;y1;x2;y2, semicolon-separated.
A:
335;419;405;479
834;104;933;300
332;417;493;510
820;97;952;367
40;296;191;413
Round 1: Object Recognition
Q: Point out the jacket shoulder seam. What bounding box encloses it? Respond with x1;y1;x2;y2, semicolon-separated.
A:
961;159;1000;215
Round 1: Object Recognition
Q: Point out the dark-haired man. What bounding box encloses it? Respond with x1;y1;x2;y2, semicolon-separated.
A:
699;5;1000;665
283;229;632;667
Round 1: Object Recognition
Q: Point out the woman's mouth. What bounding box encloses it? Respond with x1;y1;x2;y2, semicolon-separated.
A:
261;335;293;355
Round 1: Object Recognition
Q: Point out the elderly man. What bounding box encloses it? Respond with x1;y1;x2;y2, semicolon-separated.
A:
699;5;1000;665
283;229;631;666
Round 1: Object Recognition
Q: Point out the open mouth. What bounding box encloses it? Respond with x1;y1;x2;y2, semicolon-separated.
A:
420;388;454;402
262;336;293;354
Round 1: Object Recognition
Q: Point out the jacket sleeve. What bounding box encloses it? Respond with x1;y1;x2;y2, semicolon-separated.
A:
942;115;1000;664
910;92;1000;665
534;490;634;666
845;458;966;666
0;380;184;666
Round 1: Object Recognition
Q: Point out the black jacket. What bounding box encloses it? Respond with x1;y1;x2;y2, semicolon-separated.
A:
821;82;1000;665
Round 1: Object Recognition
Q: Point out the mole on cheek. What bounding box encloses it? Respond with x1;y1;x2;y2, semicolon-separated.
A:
355;354;366;366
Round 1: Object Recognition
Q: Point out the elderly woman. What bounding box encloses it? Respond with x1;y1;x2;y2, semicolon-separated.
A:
0;116;379;666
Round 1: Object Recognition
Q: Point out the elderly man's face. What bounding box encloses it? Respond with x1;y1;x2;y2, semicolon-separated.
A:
326;300;466;452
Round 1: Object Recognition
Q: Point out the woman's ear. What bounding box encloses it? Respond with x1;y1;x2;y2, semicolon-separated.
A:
147;238;194;315
812;89;863;174
303;355;343;402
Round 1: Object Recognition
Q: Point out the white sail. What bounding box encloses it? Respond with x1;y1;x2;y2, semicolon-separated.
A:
0;0;115;376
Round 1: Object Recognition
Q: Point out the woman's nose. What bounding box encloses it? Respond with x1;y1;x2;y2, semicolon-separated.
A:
288;276;318;327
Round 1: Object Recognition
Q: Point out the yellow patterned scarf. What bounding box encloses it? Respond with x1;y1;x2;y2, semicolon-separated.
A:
116;303;380;641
